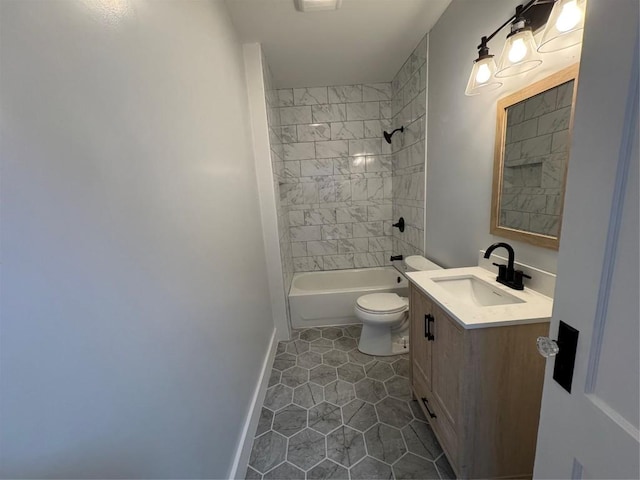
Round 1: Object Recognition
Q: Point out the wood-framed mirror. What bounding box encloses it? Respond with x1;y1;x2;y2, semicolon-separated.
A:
491;64;579;250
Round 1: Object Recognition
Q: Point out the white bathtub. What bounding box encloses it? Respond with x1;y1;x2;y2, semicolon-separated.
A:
289;267;409;328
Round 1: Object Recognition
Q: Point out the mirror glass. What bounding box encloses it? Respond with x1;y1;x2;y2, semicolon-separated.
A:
491;65;579;250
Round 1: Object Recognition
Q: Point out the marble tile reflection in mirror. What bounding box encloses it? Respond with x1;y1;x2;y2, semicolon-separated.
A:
491;65;579;250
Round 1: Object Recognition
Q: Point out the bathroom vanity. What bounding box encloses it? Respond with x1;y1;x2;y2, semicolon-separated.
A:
406;266;553;480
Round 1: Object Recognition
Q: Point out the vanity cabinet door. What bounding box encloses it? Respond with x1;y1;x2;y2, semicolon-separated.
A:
430;306;463;445
409;285;432;393
409;281;548;478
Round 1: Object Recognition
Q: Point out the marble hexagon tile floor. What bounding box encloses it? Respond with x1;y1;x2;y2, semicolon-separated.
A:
245;325;455;480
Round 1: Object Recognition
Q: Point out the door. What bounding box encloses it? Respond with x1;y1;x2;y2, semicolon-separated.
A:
534;1;640;478
430;306;462;430
410;285;433;392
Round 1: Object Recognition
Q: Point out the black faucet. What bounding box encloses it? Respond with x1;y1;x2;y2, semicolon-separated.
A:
390;255;403;262
483;242;531;290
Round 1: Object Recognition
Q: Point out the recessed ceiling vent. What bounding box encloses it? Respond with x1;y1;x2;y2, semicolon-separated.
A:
294;0;342;13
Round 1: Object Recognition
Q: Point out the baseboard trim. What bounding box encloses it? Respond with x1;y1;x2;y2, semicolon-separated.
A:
227;328;278;479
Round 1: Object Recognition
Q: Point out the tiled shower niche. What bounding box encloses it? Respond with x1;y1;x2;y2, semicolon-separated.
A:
273;83;396;272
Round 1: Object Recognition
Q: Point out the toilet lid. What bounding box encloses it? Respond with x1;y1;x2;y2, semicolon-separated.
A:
405;255;442;271
356;293;408;314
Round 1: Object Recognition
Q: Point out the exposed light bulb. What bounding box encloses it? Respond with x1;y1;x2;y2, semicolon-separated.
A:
475;63;492;84
508;38;528;63
556;0;582;32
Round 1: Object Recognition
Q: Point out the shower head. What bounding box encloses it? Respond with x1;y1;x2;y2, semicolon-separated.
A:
383;126;404;144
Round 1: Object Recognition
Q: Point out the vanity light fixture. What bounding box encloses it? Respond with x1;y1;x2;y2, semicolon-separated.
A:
465;0;584;96
495;19;543;78
294;0;342;13
465;36;503;95
538;0;586;52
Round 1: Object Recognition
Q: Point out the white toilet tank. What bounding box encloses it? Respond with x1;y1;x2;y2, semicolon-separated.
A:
403;255;442;272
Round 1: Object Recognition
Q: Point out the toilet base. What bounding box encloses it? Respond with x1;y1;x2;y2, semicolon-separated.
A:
390;335;410;355
358;323;410;356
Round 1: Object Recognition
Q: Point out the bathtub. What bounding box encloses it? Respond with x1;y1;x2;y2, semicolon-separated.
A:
289;267;409;328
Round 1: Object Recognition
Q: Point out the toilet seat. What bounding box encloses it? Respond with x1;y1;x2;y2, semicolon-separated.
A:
356;293;408;315
355;308;407;325
355;256;442;356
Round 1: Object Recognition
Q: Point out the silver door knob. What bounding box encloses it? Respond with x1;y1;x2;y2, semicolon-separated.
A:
537;336;560;358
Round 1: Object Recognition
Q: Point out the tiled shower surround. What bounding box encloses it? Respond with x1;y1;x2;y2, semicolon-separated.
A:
273;83;395;272
263;35;429;274
390;35;427;258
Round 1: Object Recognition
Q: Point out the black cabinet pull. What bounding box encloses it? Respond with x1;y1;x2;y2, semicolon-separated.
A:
424;314;428;338
421;397;437;418
425;314;435;341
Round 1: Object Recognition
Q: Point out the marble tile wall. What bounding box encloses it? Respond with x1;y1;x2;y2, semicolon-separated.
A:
390;35;427;257
500;80;573;237
262;53;294;318
274;83;395;272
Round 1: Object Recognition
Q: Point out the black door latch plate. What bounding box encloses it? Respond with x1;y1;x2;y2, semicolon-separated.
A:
553;320;579;393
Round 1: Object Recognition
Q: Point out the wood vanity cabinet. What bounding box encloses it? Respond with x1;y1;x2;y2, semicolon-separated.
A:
409;283;548;479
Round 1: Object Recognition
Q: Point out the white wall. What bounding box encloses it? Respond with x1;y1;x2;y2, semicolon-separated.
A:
243;44;291;340
426;0;581;272
0;1;274;478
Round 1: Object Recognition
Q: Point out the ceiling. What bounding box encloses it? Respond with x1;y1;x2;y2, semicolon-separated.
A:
224;0;452;88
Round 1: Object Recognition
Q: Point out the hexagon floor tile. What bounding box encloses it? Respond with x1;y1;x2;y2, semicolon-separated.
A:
273;404;307;437
287;428;326;470
281;366;309;388
246;325;454;480
326;425;366;467
365;423;407;464
308;402;342;434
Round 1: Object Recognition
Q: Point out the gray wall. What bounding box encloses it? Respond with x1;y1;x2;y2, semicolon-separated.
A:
0;1;273;477
426;0;581;272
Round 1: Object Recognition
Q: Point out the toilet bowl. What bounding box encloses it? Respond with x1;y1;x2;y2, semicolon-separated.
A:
355;293;409;355
355;255;442;356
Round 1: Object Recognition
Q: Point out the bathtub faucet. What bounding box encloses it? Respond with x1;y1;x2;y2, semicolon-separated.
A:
390;255;403;262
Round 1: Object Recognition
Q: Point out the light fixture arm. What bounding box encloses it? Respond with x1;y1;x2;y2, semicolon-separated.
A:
478;0;538;51
466;0;580;96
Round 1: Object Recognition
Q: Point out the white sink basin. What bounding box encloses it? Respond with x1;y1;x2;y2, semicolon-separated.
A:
432;275;525;307
406;266;553;329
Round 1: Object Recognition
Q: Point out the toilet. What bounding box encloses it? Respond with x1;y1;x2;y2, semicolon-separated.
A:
355;255;442;356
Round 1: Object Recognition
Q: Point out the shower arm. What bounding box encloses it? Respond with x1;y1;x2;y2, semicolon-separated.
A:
383;126;404;144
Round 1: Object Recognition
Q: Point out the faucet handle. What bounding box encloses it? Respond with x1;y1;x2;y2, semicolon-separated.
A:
492;262;508;281
513;269;531;289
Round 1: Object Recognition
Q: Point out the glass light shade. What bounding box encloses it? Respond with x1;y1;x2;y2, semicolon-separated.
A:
538;0;586;53
465;56;503;96
495;28;543;78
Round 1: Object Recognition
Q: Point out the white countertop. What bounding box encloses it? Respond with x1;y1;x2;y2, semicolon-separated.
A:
406;266;553;329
